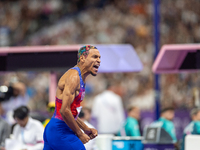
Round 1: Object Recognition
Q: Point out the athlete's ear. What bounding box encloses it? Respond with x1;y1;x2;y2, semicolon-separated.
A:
80;55;86;63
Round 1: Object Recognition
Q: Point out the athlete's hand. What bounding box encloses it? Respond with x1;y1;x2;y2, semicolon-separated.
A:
85;128;98;139
78;133;90;144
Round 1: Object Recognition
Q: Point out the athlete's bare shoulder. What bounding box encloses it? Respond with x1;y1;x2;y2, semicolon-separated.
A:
58;69;80;91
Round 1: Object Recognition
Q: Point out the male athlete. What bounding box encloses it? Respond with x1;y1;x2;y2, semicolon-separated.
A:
43;45;101;150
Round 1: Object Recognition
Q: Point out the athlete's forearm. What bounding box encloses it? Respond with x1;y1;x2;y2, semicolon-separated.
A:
60;108;83;137
76;117;90;132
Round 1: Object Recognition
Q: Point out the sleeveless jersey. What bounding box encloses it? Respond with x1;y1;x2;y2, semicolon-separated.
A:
52;66;85;121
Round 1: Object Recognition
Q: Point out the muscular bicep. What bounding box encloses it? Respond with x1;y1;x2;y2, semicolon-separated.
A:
60;71;80;112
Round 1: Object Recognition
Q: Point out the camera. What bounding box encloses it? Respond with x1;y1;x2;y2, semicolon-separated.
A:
0;85;14;102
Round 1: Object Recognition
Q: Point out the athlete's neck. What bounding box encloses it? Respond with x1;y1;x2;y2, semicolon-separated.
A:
76;64;89;83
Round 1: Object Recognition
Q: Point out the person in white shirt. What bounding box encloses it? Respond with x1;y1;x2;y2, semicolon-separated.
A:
12;106;44;150
92;82;125;135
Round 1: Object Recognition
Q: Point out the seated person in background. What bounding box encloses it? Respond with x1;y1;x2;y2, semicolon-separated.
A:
118;106;141;136
43;101;55;128
0;82;29;124
11;106;44;150
181;107;200;150
79;109;98;150
0;117;11;148
150;107;177;143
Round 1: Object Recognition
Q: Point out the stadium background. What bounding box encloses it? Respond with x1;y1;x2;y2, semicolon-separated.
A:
0;0;200;140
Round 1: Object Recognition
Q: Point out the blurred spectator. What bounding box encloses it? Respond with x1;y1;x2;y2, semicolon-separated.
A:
82;107;92;123
150;107;177;143
181;107;200;150
43;101;55;128
0;81;29;124
0;117;11;148
9;106;44;150
118;106;141;136
91;82;125;135
79;110;98;150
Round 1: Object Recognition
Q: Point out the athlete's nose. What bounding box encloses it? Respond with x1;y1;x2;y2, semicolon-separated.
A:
97;57;101;64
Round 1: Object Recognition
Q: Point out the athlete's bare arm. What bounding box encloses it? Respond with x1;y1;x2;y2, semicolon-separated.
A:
59;69;90;144
76;117;98;139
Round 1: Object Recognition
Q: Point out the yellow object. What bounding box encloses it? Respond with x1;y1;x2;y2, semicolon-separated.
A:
43;102;55;128
48;101;55;108
43;119;50;128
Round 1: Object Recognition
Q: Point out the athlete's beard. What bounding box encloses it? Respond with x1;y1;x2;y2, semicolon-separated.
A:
90;71;97;76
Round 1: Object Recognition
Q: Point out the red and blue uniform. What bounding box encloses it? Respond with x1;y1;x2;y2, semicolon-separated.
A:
43;67;86;150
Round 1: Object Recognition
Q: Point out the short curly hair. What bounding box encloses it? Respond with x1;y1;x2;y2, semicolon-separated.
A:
77;45;97;63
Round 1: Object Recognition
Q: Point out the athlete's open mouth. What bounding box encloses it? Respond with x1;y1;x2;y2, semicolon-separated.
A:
93;64;100;71
93;65;99;69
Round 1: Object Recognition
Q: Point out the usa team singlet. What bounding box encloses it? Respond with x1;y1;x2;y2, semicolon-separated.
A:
43;67;86;150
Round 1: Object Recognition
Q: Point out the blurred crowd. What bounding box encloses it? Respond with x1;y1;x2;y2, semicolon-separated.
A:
0;72;49;113
159;0;200;109
1;0;200;111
